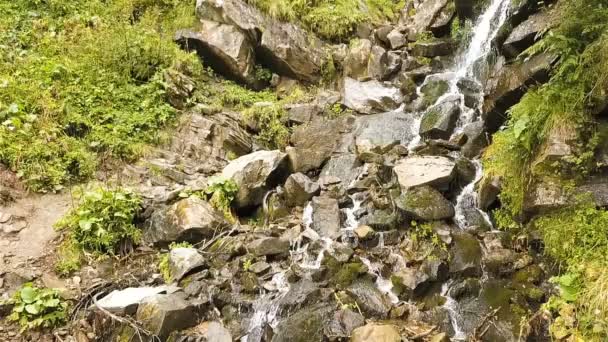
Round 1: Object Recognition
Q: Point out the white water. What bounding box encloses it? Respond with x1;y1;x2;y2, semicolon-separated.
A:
440;281;467;340
359;257;400;304
454;160;494;230
242;272;290;342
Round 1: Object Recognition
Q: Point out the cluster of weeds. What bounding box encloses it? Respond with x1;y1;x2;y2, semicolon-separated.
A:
7;283;68;332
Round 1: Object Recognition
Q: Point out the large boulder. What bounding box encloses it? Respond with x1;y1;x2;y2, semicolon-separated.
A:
319;154;364;192
396;186;455;221
502;6;557;59
346;279;392;318
367;45;389;80
342;78;403;114
311;196;341;239
288;115;354;173
248;237;290;256
136;293;201;340
284;173;320;207
393;156;456;191
419;96;460;140
484;53;555;131
221;150;289;209
175;20;257;87
344;39;373;79
449;232;482;276
408;0;451;34
168;247;205;281
96;286;180;315
145;197;229;245
411;39;455;57
351;323;401;342
354;110;418;156
271;304;333;342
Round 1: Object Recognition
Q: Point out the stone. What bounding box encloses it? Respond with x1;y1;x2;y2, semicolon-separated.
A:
396;186;455;221
136;293;200;340
393;156;456;191
457;77;482;109
174;20;257;87
287;103;323;125
449;232;482;277
408;0;450;34
477;175;502;210
503;8;556;59
461;121;489;158
430;2;456;34
248;237;290;256
344;39;372;79
346;279;392;318
419;96;460;139
326;309;365;338
222;150;289;209
312;196;341;239
362;209;401;231
411;39;454;57
354;110;418;156
387;29;407;49
419;79;449;110
168;247;205;281
145;197;229;245
284;173;320;207
368;45;389;80
249;261;271;274
96;285;179;315
319;154;363;192
375;25;393;44
270;304;333;342
354;225;375;240
289;115;354;172
350;323;401;342
342;78;403;115
531;122;577;170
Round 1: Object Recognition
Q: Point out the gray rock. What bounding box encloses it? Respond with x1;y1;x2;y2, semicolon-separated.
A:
354;110;418;156
411;39;455;57
393;156;456;191
387;29;407;49
175;20;257;87
288;116;354;172
419;96;460;139
168;247;205;281
145;197;229;245
284;173;320;207
503;8;556;59
408;0;450;34
477;175;502;210
346;279;392;318
222;150;289;209
344;39;372;79
342;78;403;114
326;309;365;338
97;285;180;315
351;323;401;342
312;196;341;239
319;154;363;192
362;209;401;231
201;321;232;342
375;25;393;44
368;45;389;80
249;261;271;274
270;304;333;342
461;121;490;158
396;186;455;221
457;77;482;109
287;103;323;125
136;293;200;340
248;237;290;256
449;232;482;277
430;1;456;34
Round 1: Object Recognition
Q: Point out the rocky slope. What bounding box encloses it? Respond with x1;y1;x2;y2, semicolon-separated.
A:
0;0;579;341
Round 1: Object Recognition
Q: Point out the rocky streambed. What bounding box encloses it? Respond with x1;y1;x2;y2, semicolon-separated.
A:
0;0;560;341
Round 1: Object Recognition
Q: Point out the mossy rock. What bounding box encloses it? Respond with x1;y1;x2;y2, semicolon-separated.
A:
329;261;368;288
396;186;455;221
420;80;449;109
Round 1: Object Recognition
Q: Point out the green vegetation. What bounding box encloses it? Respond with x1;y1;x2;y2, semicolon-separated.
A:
451;18;473;45
54;187;142;274
203;176;239;220
409;221;447;253
8;284;68;332
158;241;193;283
482;1;608;338
0;0;202;192
248;0;403;41
420;80;449;108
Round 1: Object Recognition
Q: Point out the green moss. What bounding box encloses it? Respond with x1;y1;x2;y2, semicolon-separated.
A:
419;109;441;133
420;80;449;108
329;261;367;288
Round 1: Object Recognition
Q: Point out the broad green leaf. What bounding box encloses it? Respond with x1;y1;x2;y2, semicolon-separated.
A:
25;303;41;315
20;287;37;304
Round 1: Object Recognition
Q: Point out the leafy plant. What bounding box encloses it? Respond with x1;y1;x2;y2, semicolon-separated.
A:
55;187;142;255
410;221;447;253
203;176;239;220
8;284;68;332
242;256;254;272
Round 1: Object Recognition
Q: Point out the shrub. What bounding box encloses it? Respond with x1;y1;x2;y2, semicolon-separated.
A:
55;187;143;255
8;284;68;332
203;177;239;220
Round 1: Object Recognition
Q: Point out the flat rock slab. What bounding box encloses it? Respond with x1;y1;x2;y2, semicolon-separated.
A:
97;285;180;315
393;156;456;191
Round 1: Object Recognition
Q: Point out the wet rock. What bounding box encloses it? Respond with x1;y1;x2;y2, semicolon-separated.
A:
175;321;232;342
411;39;454;57
97;286;179;315
344;39;372;79
168;247;205;281
136;293;200;340
175;21;257;87
326;309;365;338
222;150;289;209
346;279;392;318
271;304;333;342
342;78;403;114
145;197;229;245
354;110;418;156
312;196;341;239
419;79;449;110
503;8;556;59
319;154;363;192
350;323;401;342
461;121;490;158
278;279;324;311
284;173;320;207
362;209;401;231
387;29;407;49
396;186;455;221
484;247;518;275
457;77;482;109
448;278;481;300
408;0;450;34
289;115;354;173
368;45;389;80
449;232;482;276
248;237;290;256
419;97;460;140
394;155;456;191
478;175;501;210
430;2;456;35
484;53;554;131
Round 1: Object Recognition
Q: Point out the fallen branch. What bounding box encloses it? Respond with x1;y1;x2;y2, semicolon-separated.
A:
470;307;500;341
407;325;437;340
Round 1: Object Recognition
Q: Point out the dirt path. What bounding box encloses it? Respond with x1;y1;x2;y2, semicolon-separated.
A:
0;192;73;274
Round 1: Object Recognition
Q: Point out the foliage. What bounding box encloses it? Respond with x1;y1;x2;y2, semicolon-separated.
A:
248;0;402;41
8;284;68;332
55;239;83;276
451;18;473;45
158;241;193;283
55;187;142;256
204;176;239;220
0;0;199;192
242;256;254;271
409;221;447;253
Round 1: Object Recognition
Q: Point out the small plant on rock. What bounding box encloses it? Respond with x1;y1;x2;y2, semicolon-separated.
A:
158;241;193;283
8;283;68;332
203;177;239;221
